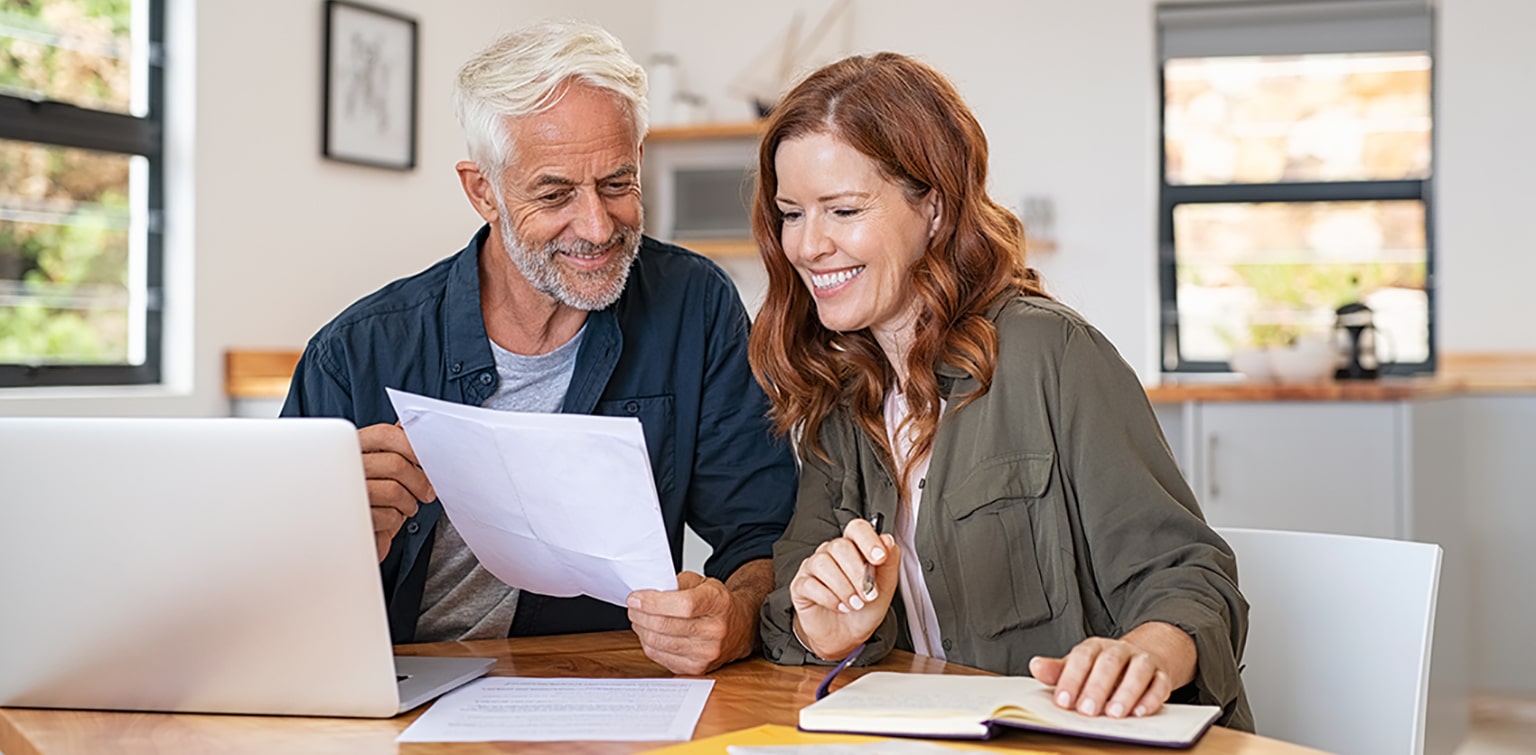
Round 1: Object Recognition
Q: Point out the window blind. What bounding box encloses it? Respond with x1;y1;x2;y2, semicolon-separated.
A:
1158;0;1433;59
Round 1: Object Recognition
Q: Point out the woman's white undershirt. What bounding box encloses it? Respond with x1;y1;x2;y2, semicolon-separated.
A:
885;389;947;660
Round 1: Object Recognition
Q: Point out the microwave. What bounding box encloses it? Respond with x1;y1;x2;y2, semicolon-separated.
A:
642;139;757;245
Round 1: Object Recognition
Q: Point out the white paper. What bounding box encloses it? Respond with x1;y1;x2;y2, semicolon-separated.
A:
397;677;714;742
387;388;678;605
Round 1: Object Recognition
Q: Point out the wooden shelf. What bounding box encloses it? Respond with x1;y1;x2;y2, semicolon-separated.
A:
226;349;301;399
646;121;765;142
680;238;761;259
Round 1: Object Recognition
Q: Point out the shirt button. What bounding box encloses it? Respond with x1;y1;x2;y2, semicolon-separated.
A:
451;362;463;374
479;373;493;385
918;478;926;489
942;638;953;651
922;559;935;572
406;521;420;535
624;400;640;414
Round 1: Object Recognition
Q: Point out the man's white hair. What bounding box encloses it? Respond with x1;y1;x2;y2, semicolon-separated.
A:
454;19;648;181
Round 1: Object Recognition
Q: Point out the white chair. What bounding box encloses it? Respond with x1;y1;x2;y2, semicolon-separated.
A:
1216;527;1442;755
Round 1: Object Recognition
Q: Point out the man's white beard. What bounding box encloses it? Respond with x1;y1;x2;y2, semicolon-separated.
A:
498;208;642;312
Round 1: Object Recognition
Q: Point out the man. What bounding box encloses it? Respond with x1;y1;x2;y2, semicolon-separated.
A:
281;20;796;675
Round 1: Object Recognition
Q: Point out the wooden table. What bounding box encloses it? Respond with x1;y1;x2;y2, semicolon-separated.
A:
0;631;1326;754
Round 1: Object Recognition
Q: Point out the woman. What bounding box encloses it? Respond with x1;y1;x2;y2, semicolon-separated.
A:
750;53;1252;730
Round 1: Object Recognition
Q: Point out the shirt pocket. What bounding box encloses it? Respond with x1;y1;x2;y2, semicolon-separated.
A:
941;451;1058;638
595;394;676;499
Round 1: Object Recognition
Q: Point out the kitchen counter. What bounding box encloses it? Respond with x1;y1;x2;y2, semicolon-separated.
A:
1147;353;1536;402
226;350;301;400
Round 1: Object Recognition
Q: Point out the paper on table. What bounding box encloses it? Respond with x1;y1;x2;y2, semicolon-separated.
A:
387;388;678;605
397;677;714;743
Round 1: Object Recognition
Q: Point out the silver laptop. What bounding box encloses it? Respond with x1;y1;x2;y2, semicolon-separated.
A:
0;417;494;718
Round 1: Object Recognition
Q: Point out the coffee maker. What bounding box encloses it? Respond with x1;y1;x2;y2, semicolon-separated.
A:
1334;301;1381;380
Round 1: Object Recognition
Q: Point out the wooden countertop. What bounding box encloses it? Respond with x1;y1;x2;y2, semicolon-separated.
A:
229;350;1536;402
1145;352;1536;402
1143;377;1449;403
225;350;300;400
0;630;1323;755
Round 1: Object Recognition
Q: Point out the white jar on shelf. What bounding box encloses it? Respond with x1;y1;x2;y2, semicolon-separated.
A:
647;54;680;127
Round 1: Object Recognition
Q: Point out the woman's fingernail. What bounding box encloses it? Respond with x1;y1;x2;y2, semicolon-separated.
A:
1107;702;1125;718
1134;705;1148;717
848;595;864;611
864;586;878;601
837;603;850;614
1056;691;1072;707
1079;698;1098;716
871;547;886;561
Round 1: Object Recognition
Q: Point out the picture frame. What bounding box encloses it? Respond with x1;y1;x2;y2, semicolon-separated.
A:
322;0;418;170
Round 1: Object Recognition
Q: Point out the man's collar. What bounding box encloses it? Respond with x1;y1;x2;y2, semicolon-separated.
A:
446;224;625;409
443;225;496;382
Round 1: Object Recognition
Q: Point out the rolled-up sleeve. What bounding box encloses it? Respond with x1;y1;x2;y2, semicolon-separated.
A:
760;418;900;666
1057;322;1251;728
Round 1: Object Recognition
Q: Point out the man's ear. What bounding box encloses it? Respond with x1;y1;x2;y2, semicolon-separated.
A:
456;161;500;223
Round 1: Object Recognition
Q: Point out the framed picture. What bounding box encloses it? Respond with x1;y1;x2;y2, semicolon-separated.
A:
322;0;418;170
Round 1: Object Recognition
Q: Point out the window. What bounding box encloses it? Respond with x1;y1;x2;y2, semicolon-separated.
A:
1157;0;1434;374
0;0;163;387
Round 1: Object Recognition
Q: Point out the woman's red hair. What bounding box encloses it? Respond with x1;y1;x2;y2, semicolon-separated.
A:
748;53;1050;485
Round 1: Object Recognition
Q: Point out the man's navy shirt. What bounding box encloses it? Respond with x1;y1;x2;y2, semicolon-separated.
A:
281;226;797;642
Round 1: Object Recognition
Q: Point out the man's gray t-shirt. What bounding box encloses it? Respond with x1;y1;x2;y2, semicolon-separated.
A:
414;326;585;642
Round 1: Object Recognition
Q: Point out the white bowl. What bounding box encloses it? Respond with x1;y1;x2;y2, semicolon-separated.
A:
1268;339;1336;383
1229;348;1274;381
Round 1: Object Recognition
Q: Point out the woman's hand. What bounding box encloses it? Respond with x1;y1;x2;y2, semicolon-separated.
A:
1028;621;1197;719
789;517;901;660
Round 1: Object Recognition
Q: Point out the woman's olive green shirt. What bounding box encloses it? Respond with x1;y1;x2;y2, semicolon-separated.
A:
760;296;1253;730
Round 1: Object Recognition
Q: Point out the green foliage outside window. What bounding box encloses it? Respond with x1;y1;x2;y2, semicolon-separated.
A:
0;0;138;365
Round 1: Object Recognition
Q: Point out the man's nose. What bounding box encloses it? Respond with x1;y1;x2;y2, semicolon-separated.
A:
570;190;616;245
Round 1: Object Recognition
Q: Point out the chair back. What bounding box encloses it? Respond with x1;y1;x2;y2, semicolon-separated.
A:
1217;527;1442;755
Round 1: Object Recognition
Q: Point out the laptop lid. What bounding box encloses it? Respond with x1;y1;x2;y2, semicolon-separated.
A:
0;417;489;717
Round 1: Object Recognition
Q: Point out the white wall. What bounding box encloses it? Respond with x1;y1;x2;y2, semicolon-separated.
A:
0;0;656;417
1436;0;1536;353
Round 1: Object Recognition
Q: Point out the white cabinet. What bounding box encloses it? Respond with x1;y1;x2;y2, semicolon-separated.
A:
230;397;284;418
1154;399;1465;540
1458;396;1536;696
1194;402;1402;537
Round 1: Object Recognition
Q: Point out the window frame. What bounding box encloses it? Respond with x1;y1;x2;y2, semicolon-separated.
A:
0;0;165;387
1156;20;1438;376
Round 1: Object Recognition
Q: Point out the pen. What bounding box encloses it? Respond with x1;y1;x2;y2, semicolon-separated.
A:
861;512;885;599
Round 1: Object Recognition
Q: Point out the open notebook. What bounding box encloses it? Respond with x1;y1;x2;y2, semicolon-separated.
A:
799;672;1223;749
0;417;493;717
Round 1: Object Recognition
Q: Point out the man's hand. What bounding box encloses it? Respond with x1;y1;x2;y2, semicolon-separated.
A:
358;423;436;561
625;559;773;675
